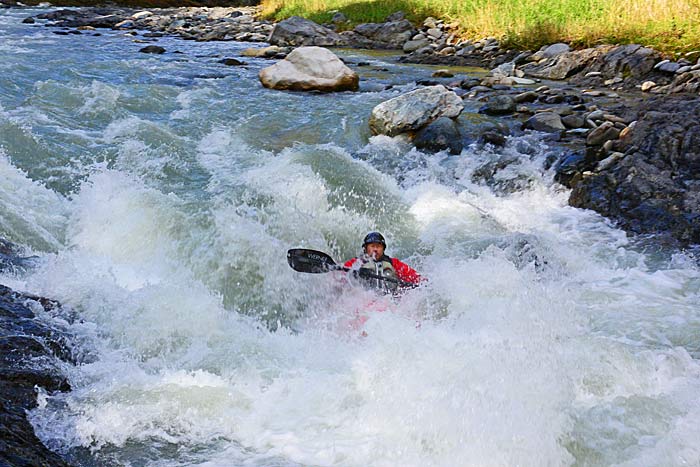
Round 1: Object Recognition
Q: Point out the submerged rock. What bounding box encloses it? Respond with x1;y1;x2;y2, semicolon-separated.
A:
369;85;463;136
259;46;359;92
139;45;165;54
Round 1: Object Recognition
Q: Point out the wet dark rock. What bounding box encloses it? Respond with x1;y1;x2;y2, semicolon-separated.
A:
570;97;700;245
478;128;508;147
417;79;440;86
140;45;165;54
413;117;463;154
0;282;75;467
554;152;587;185
22;17;35;24
0;240;37;275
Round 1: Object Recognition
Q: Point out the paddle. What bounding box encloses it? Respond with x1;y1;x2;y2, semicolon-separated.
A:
286;248;418;288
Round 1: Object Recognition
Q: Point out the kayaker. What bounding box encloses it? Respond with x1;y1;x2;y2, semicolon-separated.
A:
343;232;422;292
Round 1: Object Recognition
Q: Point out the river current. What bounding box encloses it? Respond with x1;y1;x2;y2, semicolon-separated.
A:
1;7;700;467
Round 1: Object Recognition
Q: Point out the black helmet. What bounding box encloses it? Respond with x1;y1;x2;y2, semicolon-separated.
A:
362;231;386;248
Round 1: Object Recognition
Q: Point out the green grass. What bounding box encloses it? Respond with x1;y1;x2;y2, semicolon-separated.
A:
260;0;700;55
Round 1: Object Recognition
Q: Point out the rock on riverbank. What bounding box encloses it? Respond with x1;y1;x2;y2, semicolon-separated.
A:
568;97;700;246
31;6;273;43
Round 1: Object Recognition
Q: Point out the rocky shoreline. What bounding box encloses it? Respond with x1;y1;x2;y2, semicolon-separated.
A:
0;240;76;467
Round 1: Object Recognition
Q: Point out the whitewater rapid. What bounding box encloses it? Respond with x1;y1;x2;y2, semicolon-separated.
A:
1;7;700;467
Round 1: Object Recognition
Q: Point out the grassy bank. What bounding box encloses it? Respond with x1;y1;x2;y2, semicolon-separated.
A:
260;0;700;55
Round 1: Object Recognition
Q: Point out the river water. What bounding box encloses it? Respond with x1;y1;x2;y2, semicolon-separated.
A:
1;7;700;467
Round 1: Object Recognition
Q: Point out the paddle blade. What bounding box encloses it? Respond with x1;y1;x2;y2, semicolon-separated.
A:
287;249;339;274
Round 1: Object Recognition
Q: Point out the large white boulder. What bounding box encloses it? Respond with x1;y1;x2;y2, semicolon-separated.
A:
259;46;359;92
369;85;464;136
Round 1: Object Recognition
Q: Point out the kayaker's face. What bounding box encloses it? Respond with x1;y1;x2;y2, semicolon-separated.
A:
364;242;385;260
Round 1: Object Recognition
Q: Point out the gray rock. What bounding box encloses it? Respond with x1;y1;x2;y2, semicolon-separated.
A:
331;12;348;24
423;17;438;29
352;19;416;49
413;117;463;154
514;90;538;103
426;27;442;39
523;112;565;132
586;121;620;146
269;16;344;47
569;97;700;245
259;46;359;92
655;59;681;73
522;47;600;80
386;11;406;22
403;38;431;53
479;95;516;115
561;114;585;128
535;42;570;59
587;110;606;121
113;19;134;29
369;85;464;136
510;77;537;85
491;61;516;77
669;69;700;93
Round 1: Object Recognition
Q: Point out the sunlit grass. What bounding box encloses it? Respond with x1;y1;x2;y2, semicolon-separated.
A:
260;0;700;55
